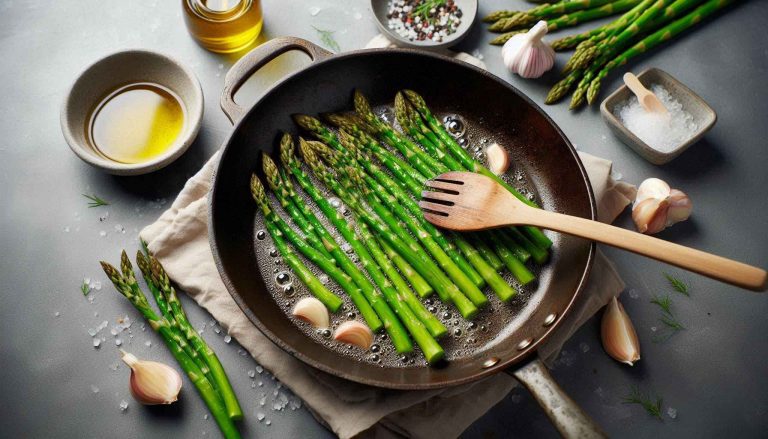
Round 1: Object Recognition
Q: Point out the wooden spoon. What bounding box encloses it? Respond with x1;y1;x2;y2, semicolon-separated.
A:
419;172;767;292
623;72;669;115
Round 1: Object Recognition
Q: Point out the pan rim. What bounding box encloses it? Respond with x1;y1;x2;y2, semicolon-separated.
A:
208;47;597;389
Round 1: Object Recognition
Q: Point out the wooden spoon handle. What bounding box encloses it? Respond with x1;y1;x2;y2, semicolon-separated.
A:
623;72;652;100
526;209;767;291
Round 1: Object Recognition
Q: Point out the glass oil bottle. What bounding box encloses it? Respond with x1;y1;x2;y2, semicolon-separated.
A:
182;0;263;53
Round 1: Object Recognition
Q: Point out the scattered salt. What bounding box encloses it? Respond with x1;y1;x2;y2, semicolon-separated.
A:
247;370;256;378
54;311;60;317
92;281;102;291
255;365;263;373
667;407;677;419
265;420;271;426
203;414;209;420
93;338;101;348
99;231;107;237
257;412;265;421
617;84;698;153
251;382;257;388
223;335;232;344
119;400;129;412
63;226;70;233
628;288;639;299
579;342;590;353
308;6;320;16
91;384;100;393
144;340;152;347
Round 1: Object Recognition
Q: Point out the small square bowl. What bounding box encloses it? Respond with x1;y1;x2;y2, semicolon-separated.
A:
600;68;716;165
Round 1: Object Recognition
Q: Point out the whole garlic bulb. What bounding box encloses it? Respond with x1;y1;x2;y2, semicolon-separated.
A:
632;178;692;234
501;21;555;79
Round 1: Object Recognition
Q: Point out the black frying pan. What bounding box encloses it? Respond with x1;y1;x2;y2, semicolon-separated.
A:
209;37;603;437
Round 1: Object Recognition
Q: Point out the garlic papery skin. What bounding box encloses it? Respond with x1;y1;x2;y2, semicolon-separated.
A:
501;21;555;79
333;321;373;350
292;297;330;329
632;197;669;234
632;178;692;234
121;350;182;405
601;297;641;366
666;188;692;225
486;143;511;175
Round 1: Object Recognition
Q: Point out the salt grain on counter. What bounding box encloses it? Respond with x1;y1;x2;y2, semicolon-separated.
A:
617;84;698;153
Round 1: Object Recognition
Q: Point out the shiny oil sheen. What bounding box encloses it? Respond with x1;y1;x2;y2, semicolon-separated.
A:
87;83;185;164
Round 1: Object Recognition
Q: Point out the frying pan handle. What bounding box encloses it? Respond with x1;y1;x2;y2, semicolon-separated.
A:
220;37;333;124
510;358;607;438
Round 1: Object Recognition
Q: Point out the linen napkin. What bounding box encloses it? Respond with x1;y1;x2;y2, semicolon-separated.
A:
141;147;635;439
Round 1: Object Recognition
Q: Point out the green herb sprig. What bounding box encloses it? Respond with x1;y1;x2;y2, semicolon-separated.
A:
312;26;340;52
83;194;109;208
650;293;684;342
81;280;90;296
664;273;689;296
624;386;663;420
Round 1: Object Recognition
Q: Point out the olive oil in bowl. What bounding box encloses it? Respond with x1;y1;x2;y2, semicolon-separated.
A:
87;83;186;164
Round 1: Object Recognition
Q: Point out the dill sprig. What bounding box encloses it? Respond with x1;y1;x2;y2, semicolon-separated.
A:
660;315;685;331
664;273;689;296
312;26;340;52
624;386;663;420
413;0;447;21
81;280;90;296
83;193;109;208
650;294;673;315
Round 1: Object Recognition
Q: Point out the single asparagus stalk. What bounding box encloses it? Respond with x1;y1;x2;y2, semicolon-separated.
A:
251;173;390;336
473;238;505;272
119;252;215;390
508;227;550;264
546;69;585;104
145;254;244;421
290;138;478;319
326;145;489;308
551;24;610;51
403;89;554;250
378;238;433;297
483;10;518;23
101;262;241;439
490;0;642;44
586;0;733;104
489;0;619;32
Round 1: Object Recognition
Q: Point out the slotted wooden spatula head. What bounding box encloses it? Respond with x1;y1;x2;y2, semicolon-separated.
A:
419;171;525;231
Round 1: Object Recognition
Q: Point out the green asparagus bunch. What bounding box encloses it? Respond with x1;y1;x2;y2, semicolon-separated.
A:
546;0;736;108
101;256;241;439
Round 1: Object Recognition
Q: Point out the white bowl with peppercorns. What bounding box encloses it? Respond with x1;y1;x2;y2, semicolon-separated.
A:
371;0;478;49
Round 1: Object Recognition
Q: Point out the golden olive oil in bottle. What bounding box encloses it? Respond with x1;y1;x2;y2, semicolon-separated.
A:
182;0;263;53
87;83;186;164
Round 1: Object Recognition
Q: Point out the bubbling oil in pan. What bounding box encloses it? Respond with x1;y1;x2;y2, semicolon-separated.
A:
252;105;546;368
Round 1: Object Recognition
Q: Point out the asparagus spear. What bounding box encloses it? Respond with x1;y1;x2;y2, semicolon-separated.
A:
586;0;734;104
101;262;241;439
403;89;554;250
142;254;244;420
250;173;392;337
288;138;477;319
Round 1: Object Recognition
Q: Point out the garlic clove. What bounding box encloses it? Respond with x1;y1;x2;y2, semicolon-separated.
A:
601;297;641;366
292;297;330;329
121;350;182;405
333;321;373;350
632;197;670;234
486;143;510;175
634;178;671;206
666;189;692;226
502;21;555;79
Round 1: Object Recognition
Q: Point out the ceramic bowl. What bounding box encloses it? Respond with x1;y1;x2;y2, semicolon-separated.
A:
370;0;478;50
61;49;204;175
600;68;716;165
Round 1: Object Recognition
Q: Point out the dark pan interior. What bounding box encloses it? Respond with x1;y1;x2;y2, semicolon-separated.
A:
209;50;596;389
